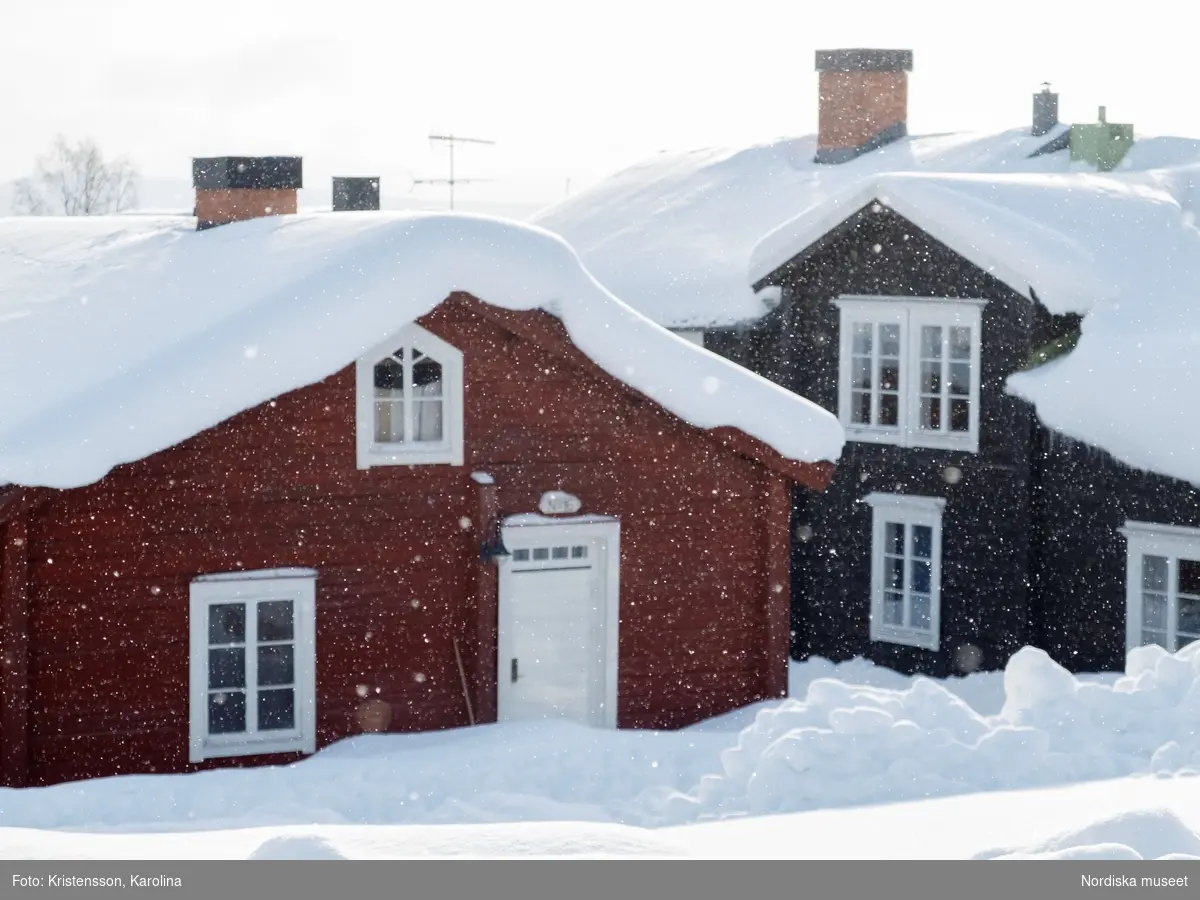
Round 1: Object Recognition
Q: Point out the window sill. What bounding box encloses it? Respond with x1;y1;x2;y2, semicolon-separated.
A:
358;443;463;468
845;425;977;455
189;733;315;764
870;626;940;652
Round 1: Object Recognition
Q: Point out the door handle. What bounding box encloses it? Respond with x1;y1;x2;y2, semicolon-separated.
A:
511;658;518;683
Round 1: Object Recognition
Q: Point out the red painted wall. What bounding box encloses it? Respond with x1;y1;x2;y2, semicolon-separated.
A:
18;296;791;786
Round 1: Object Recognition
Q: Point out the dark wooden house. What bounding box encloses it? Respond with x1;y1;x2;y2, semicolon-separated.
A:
0;159;841;788
698;175;1200;680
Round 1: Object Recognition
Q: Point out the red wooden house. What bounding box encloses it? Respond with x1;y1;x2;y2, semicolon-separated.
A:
0;157;842;788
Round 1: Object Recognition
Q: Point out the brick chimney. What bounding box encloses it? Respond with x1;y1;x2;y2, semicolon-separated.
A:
332;176;381;211
814;49;913;164
192;156;303;230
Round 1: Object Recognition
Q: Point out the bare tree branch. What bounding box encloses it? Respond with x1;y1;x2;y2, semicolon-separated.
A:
9;135;141;216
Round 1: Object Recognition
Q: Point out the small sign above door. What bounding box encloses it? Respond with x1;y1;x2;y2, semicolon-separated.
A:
538;491;582;516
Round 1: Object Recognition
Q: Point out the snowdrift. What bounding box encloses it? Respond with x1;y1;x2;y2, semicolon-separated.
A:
3;645;1200;835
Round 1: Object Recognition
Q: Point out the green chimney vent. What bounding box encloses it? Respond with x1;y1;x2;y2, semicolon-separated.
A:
1069;106;1135;171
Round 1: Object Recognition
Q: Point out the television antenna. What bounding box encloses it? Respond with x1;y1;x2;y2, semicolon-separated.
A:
411;134;495;210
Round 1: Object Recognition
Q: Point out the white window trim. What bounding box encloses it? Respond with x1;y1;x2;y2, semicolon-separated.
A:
355;322;465;469
496;516;621;729
672;329;706;348
1120;520;1200;655
834;295;986;454
188;569;318;763
865;492;945;651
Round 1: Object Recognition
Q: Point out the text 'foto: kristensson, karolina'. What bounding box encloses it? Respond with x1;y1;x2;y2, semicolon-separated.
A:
13;874;184;889
1082;875;1189;888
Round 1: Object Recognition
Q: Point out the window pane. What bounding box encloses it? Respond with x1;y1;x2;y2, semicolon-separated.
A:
258;688;296;731
571;546;587;559
912;525;933;560
552;546;569;560
512;549;530;561
878;392;899;427
1179;559;1200;596
258;645;294;687
1143;592;1168;631
411;353;443;395
209;648;245;690
852;323;872;354
879;325;900;357
852;357;872;390
921;326;942;359
1178;594;1200;637
910;594;931;629
920;397;941;431
373;357;405;391
948;363;971;397
884;522;904;555
911;560;932;595
879;360;900;392
851;391;871;424
883;592;904;625
532;547;550;561
411;398;444;441
208;603;245;645
375;399;404;443
949;399;970;433
258;600;294;642
950;327;971;360
209;691;246;735
884;557;904;590
1143;556;1168;592
920;361;941;394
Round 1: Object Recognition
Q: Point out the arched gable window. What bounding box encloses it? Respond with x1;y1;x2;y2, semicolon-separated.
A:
355;323;464;467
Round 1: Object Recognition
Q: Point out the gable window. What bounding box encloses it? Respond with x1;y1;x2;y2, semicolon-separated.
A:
835;296;985;453
188;569;317;763
1121;522;1200;653
865;493;945;651
356;323;464;468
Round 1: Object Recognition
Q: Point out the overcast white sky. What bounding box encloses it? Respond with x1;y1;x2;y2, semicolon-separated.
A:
3;0;1195;203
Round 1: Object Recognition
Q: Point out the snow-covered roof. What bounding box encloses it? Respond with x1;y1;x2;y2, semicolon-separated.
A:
532;127;1200;329
750;165;1200;489
749;169;1200;317
0;211;843;490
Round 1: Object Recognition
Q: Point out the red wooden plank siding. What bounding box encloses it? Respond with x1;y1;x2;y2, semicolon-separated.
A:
1;515;30;786
15;295;804;785
764;474;792;700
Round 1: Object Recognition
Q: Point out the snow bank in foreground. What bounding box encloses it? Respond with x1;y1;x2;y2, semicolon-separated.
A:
0;212;842;489
649;644;1200;824
976;809;1200;860
2;649;1197;836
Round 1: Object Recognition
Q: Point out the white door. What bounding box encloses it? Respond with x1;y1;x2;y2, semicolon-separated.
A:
497;521;619;728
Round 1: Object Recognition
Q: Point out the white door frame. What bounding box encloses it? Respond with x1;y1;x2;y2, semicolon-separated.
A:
496;515;621;728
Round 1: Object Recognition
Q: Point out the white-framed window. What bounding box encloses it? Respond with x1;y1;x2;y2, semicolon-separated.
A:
355;323;464;468
865;493;945;651
188;569;317;763
1121;521;1200;654
834;296;985;453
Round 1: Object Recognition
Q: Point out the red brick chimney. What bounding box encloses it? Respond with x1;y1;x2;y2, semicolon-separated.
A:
814;49;913;164
192;156;303;230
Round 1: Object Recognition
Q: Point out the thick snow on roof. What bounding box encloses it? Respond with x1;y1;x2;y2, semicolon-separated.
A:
532;127;1200;329
750;169;1200;316
0;212;843;490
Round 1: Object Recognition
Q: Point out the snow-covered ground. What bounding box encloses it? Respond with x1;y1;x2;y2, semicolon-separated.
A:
5;644;1200;859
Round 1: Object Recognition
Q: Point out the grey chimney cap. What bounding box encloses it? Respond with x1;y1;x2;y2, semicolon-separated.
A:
815;49;913;73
